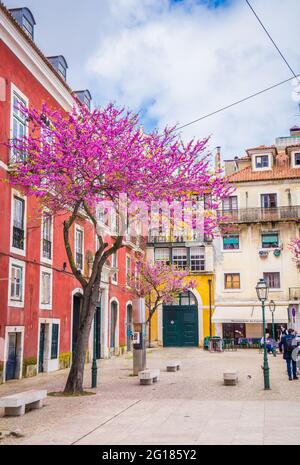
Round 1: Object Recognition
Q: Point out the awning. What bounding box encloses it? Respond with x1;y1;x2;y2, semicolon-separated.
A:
212;306;288;324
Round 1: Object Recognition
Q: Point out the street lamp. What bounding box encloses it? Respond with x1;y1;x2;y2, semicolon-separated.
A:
256;278;271;390
269;300;276;357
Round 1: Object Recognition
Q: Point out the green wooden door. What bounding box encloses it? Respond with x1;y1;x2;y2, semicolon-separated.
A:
163;305;198;347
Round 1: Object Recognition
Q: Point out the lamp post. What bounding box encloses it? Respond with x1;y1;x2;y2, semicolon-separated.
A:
91;311;98;388
269;300;276;357
256;278;271;390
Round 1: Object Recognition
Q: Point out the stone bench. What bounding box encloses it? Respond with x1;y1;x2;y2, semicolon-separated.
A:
0;390;47;417
223;370;238;386
166;360;181;372
138;369;160;385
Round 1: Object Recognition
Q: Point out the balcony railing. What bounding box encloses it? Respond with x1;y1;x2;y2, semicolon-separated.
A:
42;239;52;260
289;287;300;301
218;206;300;224
12;226;24;250
148;232;209;244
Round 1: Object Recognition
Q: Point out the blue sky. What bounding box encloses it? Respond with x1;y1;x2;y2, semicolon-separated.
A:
3;0;300;159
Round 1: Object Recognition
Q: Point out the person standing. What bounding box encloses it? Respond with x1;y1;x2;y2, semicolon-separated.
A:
279;328;298;381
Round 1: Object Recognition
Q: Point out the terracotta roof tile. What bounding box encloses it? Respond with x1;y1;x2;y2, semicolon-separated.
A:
228;165;300;183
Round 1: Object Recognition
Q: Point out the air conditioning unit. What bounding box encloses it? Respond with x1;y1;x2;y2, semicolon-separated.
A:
259;250;269;258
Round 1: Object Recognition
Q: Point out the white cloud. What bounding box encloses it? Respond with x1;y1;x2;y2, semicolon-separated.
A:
87;0;300;160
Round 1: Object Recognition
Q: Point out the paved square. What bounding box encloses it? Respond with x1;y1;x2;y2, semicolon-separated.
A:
0;348;299;445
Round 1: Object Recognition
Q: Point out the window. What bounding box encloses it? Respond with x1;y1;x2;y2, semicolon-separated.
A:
10;264;23;301
12;196;25;251
222;196;238;211
41;271;51;305
126;256;131;287
111;207;118;233
224;273;240;289
172;248;187;269
255;155;269;168
11;90;27;163
294;153;300;166
111;252;118;284
51;324;59;359
261;233;279;249
58;61;66;80
75;227;84;271
263;272;280;289
190;247;205;271
22;16;33;38
261;193;277;209
42;214;52;260
223;234;240;250
154;248;170;263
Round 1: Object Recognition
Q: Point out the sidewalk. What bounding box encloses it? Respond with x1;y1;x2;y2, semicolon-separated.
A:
1;348;300;445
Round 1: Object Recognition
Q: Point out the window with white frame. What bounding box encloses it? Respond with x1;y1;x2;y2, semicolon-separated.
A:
172;248;188;269
111;207;118;234
41;270;52;306
126;255;131;287
11;89;27;163
111;252;118;284
154;248;170;263
294;153;300;167
222;195;238;212
75;227;84;271
42;214;52;260
255;155;269;169
190;247;205;271
10;264;23;301
12;195;25;251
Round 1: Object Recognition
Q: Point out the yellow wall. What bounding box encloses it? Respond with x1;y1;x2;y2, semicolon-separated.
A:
149;273;215;346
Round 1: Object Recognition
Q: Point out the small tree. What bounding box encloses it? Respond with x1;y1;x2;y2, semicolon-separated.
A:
8;102;229;394
132;260;196;346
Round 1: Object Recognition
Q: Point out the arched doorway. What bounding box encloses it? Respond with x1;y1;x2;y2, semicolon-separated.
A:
126;303;133;351
72;293;82;356
163;291;198;347
110;301;118;351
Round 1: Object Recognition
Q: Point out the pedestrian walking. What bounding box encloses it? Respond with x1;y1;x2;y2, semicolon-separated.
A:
279;328;299;381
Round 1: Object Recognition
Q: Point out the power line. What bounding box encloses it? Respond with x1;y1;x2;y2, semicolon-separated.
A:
176;73;300;130
245;0;300;85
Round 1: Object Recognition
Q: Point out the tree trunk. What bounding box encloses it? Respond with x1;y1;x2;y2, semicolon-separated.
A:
64;289;95;394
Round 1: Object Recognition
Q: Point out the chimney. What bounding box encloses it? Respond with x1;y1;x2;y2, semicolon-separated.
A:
47;56;68;81
74;90;92;111
215;146;221;171
9;7;36;40
290;125;300;137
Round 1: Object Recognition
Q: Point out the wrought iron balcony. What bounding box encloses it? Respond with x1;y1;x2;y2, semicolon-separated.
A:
12;226;24;250
289;287;300;301
42;239;52;260
218;206;300;224
148;232;209;244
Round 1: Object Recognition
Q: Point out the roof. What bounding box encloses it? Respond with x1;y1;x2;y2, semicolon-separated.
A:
0;2;74;95
228;165;300;183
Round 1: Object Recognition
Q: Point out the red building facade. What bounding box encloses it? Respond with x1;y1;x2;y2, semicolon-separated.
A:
0;4;140;383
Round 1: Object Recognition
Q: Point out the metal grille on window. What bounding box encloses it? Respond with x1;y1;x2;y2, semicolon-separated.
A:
263;272;280;289
12;196;25;250
190;247;205;271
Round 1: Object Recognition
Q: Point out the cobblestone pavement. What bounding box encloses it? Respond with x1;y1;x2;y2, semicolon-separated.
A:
1;348;300;445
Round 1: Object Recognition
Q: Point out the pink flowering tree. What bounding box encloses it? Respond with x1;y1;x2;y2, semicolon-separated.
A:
289;239;300;266
132;260;196;346
9;102;230;394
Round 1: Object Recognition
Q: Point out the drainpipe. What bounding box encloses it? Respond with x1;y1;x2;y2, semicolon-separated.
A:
208;279;212;337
